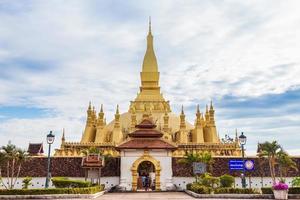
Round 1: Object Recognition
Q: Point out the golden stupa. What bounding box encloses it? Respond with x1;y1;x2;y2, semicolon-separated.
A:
55;21;241;157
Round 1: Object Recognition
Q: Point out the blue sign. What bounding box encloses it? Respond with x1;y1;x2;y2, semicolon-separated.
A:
229;160;244;170
229;159;255;171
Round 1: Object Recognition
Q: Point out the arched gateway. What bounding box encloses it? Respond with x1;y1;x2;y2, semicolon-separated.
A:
116;115;177;191
131;151;161;191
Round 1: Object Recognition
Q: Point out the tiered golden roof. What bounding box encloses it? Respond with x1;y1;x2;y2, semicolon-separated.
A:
54;21;241;157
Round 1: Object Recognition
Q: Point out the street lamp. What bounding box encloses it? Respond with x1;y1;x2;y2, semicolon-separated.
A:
239;132;247;188
45;131;55;188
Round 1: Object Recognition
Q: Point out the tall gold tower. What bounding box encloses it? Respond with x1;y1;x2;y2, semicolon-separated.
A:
55;21;241;157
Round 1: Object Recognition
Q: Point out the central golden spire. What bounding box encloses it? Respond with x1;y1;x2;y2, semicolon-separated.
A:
130;19;170;113
140;18;160;91
142;18;158;72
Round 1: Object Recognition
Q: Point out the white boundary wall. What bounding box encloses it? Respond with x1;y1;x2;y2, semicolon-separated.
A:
0;177;119;189
172;177;295;190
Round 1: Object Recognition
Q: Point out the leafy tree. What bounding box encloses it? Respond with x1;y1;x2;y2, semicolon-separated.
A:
0;142;29;189
257;141;282;184
277;150;298;178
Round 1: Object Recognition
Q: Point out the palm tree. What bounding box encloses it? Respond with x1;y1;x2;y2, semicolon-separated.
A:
0;142;29;189
257;141;282;184
277;150;298;178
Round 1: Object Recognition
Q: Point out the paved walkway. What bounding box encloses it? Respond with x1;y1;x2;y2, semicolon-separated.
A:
96;192;275;200
96;192;196;200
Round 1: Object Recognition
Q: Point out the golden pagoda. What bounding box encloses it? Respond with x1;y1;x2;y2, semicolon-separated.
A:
54;21;241;157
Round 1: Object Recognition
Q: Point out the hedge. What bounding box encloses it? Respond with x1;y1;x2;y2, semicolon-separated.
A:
186;183;192;190
0;186;103;195
289;187;300;194
261;187;273;194
214;187;260;194
190;184;211;194
51;177;91;188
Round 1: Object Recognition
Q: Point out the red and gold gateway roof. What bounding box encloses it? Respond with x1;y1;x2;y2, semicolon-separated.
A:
117;118;177;150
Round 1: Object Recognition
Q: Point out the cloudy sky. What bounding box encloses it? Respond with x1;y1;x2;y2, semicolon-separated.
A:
0;0;300;155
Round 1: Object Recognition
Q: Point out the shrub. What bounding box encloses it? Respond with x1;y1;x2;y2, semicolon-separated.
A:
0;186;102;195
186;183;192;190
51;177;92;188
198;173;219;188
289;187;300;194
22;177;32;189
190;183;211;194
261;187;273;194
219;174;235;188
292;177;300;187
214;187;260;194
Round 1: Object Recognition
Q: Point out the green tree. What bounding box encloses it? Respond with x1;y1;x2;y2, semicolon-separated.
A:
0;142;29;189
257;141;282;184
277;150;298;178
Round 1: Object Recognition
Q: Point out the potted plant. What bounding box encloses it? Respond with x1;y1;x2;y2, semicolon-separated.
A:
273;181;288;200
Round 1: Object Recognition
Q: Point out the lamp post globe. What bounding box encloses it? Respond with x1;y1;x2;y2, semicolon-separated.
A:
47;131;55;144
239;132;247;146
45;131;55;188
239;132;247;188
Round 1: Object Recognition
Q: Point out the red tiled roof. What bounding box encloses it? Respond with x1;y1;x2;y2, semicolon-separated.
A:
135;119;156;129
27;143;44;155
129;129;163;138
116;139;177;150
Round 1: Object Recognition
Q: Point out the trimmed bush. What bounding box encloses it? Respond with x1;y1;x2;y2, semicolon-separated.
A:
261;187;273;194
292;177;300;187
190;183;211;194
51;177;91;188
214;187;260;194
186;183;192;190
0;186;102;195
219;174;235;188
289;187;300;194
22;177;32;189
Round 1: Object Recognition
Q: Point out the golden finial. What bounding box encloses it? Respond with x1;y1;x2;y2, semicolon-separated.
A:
196;104;200;113
88;101;92;110
181;105;185;115
116;104;119;114
148;16;152;34
210;100;214;110
100;104;103;113
62;128;65;141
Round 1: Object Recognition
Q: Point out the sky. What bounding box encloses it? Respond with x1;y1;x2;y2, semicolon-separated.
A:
0;0;300;156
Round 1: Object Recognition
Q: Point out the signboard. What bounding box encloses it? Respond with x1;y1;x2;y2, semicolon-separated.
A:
229;159;255;171
229;160;244;170
193;162;206;174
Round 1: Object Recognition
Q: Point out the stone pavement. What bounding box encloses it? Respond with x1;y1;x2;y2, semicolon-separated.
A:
95;192;275;200
96;192;196;200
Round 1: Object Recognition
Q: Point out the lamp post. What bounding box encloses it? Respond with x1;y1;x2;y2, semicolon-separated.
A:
45;131;55;188
239;132;247;188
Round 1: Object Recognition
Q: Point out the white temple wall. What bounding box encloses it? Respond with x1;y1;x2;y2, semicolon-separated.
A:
172;177;295;190
0;176;119;190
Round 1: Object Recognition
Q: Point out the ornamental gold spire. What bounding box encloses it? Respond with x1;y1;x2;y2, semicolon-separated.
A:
139;19;160;95
131;19;170;113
